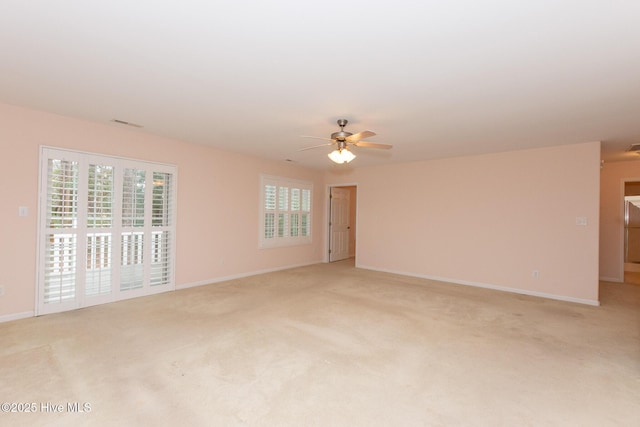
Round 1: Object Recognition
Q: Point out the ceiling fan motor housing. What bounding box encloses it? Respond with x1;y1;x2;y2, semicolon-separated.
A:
331;130;352;141
332;119;352;141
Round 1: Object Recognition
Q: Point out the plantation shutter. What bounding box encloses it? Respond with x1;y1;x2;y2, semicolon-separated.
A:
44;158;79;306
150;172;173;286
301;189;311;236
86;163;114;296
38;147;177;315
120;168;146;291
260;175;312;248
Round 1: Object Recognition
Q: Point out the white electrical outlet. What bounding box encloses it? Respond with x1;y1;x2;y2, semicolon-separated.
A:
0;286;5;296
532;270;539;279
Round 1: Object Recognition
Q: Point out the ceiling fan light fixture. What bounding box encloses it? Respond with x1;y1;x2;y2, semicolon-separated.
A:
328;148;355;164
301;119;390;164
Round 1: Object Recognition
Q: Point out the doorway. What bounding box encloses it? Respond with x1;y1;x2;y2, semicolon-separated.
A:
37;147;177;316
328;186;357;262
624;181;640;284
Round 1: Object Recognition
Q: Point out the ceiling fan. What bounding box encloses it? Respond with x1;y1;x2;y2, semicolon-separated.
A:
300;119;392;163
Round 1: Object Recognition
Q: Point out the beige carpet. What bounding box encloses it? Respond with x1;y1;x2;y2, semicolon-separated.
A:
1;260;639;426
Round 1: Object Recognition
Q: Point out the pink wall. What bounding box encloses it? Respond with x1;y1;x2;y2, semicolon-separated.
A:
599;160;640;281
325;142;601;304
0;103;325;320
0;101;603;320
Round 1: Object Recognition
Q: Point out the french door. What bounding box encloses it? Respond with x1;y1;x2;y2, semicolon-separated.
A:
37;147;177;315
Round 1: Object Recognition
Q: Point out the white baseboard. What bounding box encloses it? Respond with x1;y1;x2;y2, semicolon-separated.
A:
0;262;323;322
176;260;324;290
0;311;34;324
599;276;623;283
3;262;599;321
357;264;601;306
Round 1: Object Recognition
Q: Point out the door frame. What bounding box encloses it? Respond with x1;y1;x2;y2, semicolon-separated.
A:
326;183;358;263
621;178;640;280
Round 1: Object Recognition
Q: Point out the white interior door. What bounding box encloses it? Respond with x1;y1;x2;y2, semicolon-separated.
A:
329;187;350;262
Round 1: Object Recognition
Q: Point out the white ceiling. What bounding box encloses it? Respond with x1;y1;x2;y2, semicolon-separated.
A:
1;1;640;169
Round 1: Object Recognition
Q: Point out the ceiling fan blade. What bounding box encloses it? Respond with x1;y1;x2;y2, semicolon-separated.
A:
298;142;335;151
345;130;376;142
300;135;334;142
352;141;393;149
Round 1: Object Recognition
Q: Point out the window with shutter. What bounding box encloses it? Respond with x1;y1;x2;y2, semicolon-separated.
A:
38;147;177;315
44;159;79;304
86;163;113;296
121;168;146;291
260;175;312;248
150;172;173;287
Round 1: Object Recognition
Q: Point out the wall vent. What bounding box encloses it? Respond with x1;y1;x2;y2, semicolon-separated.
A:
111;119;143;128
